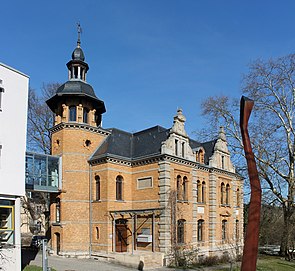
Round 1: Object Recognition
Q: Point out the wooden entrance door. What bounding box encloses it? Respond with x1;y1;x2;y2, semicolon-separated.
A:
115;224;128;252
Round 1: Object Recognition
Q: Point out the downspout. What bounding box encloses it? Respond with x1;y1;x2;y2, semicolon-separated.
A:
89;163;93;256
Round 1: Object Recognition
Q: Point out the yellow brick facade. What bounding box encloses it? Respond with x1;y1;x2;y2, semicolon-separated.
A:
46;40;243;263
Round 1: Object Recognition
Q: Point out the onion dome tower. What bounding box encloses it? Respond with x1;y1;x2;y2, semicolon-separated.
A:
46;25;106;127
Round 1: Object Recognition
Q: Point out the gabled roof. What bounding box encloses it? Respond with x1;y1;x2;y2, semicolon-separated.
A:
90;125;217;164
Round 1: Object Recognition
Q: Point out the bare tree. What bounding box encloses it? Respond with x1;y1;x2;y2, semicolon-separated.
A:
200;54;295;258
27;83;60;154
24;83;59;238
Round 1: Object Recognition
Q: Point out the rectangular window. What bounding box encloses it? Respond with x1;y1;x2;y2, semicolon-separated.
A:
0;86;4;112
141;228;151;235
0;202;14;245
137;177;153;189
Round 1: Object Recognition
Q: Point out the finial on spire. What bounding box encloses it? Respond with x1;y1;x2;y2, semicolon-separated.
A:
77;22;82;47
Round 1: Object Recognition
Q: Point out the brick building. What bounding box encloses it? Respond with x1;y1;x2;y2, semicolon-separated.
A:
46;36;243;266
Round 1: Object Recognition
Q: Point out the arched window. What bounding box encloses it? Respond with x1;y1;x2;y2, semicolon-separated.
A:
69;106;76;121
95;175;100;201
177;219;185;244
175;139;178;156
197;180;201;202
197;219;204;241
226;184;230;205
201;181;206;203
221;183;225;204
177;175;182;200
183;176;188;201
222;219;227;241
83;107;89;123
236;188;240;207
116;175;123;200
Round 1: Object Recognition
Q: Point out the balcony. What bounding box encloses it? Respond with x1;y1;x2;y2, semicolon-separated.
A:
25;152;61;192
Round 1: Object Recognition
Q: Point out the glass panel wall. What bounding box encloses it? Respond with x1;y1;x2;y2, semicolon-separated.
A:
25;152;60;191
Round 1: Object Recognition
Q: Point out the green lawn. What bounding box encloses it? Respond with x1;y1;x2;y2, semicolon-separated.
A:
215;256;295;271
23;265;57;271
256;256;295;271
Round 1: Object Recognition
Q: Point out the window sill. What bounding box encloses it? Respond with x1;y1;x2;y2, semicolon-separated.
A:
177;200;189;204
220;204;231;208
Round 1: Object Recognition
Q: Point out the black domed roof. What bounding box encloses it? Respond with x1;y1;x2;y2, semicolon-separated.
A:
57;80;95;97
46;80;106;113
72;46;85;61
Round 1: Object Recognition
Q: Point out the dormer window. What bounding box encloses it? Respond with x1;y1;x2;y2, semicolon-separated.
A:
181;142;185;158
221;155;225;169
69;106;76;121
196;149;205;164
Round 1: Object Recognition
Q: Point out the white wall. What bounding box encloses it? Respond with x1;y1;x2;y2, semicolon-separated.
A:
0;63;29;271
0;63;29;197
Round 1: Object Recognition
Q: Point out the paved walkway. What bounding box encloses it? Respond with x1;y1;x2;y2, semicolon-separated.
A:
24;249;235;271
28;253;135;271
26;251;192;271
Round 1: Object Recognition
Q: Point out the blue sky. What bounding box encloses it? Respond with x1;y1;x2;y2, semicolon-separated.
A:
2;1;295;137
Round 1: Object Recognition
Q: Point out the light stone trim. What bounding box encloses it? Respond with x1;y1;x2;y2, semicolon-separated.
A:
209;171;217;250
50;122;111;136
192;168;197;243
158;160;171;254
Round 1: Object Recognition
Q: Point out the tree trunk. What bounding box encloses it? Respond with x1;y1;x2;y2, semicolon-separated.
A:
280;204;293;260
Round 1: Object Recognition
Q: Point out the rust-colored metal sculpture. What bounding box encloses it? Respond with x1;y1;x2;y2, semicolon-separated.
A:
240;96;262;271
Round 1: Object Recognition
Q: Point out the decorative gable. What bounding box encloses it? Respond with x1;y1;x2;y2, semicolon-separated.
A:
161;109;195;161
209;127;235;172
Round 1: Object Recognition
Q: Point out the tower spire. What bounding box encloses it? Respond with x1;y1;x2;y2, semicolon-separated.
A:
77;22;82;48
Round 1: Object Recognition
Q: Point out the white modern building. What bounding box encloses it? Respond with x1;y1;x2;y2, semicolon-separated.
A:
0;63;29;270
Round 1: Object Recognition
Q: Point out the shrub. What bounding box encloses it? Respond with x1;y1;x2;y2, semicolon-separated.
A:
199;255;219;266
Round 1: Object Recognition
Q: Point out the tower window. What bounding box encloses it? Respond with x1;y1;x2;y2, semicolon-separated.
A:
96;227;100;239
116;175;123;201
69;106;76;121
95;175;100;201
83;107;89;123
